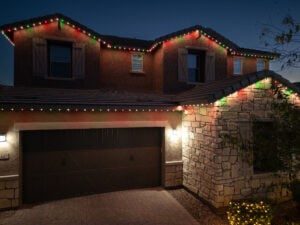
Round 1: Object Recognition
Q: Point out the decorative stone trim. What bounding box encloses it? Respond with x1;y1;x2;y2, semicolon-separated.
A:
0;174;19;210
165;160;183;166
165;161;183;187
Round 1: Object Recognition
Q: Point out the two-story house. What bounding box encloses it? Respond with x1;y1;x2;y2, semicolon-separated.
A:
0;13;299;210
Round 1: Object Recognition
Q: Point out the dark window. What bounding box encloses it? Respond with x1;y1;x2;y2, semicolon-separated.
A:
187;49;205;83
233;57;242;75
48;41;72;78
253;122;282;173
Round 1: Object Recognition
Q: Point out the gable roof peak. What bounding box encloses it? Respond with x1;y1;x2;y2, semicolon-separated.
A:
177;70;300;105
0;13;279;58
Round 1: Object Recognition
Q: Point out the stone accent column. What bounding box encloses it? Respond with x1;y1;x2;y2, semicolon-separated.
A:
182;105;221;206
164;161;183;187
0;175;19;209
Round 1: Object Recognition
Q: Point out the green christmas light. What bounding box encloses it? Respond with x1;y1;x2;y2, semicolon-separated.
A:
255;81;265;89
217;97;228;106
283;88;294;96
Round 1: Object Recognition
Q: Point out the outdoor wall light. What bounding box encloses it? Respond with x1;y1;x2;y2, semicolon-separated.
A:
0;134;6;142
169;128;181;143
171;129;178;138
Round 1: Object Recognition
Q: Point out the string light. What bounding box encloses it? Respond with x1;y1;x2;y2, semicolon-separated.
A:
0;107;189;112
227;201;272;225
0;16;277;58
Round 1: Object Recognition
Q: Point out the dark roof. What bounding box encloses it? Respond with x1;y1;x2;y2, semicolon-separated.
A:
201;27;240;50
294;82;300;88
0;71;298;109
0;13;279;58
100;34;153;49
0;86;177;110
177;70;300;105
237;48;279;57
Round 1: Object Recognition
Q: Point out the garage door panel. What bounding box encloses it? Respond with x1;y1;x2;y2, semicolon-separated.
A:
23;153;45;175
129;147;161;165
23;176;44;203
22;128;162;204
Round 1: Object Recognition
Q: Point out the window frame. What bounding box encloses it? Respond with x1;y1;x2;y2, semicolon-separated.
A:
131;53;144;74
256;58;266;72
233;57;243;75
252;121;281;174
47;40;73;80
187;49;206;83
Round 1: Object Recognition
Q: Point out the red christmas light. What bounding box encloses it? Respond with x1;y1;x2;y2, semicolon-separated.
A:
0;16;277;59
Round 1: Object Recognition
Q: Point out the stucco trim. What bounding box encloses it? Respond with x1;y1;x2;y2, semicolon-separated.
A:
0;174;19;181
165;160;183;166
185;46;208;51
13;121;169;131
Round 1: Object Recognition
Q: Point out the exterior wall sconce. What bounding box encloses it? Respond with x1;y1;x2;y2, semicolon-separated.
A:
169;128;181;144
0;134;6;142
171;129;178;138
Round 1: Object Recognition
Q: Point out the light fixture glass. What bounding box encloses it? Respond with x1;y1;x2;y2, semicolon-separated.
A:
0;134;6;142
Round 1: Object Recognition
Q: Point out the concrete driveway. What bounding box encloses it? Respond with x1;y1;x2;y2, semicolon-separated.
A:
0;188;199;225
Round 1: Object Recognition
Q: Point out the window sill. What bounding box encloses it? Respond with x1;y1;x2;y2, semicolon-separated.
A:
186;81;205;85
252;171;288;179
45;76;76;81
130;71;145;75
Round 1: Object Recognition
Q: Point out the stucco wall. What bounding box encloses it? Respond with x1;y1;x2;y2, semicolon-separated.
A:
0;111;182;209
14;22;100;89
99;48;154;91
227;56;270;76
12;21;271;93
182;78;300;208
162;31;228;93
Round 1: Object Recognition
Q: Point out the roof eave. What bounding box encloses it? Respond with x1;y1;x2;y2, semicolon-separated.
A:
178;70;300;105
0;13;282;58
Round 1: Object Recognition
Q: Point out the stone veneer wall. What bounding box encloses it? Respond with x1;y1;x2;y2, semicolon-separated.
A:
165;161;183;187
182;78;300;208
0;175;19;209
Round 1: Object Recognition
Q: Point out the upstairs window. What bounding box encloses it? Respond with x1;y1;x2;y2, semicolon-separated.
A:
187;49;206;83
48;41;72;79
257;58;266;71
233;57;243;75
131;53;144;73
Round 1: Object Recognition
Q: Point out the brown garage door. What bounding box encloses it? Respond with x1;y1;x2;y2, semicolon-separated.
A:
22;128;162;203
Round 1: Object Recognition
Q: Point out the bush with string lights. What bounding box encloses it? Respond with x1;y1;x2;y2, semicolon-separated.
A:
227;200;273;225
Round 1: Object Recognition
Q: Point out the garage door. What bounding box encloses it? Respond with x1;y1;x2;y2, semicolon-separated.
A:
22;128;162;203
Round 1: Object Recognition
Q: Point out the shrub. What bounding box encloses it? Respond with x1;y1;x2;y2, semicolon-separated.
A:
291;180;300;203
227;201;273;225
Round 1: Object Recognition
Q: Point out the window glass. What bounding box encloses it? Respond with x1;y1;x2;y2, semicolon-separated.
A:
233;58;242;75
257;59;265;71
188;54;198;82
49;42;72;78
187;50;206;82
131;53;143;72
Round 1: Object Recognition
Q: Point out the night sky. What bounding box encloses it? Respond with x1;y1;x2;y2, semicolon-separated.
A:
1;0;299;85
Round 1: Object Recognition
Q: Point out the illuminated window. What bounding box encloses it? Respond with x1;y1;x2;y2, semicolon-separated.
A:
131;53;143;73
257;59;266;71
187;49;205;83
233;57;243;75
48;41;72;78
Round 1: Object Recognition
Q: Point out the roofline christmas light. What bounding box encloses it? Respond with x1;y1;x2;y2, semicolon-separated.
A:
0;16;278;58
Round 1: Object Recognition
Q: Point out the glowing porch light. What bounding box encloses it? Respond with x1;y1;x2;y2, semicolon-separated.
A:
168;128;181;143
0;134;6;142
